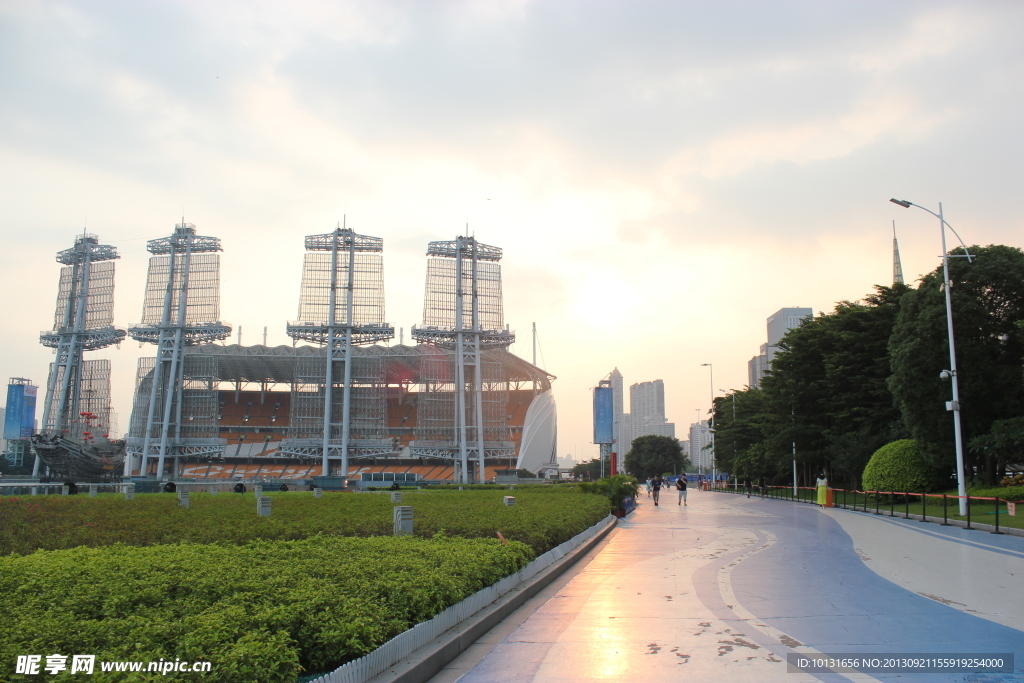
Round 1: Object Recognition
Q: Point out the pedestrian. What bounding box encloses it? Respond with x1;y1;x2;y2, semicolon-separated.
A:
646;479;652;497
676;475;687;506
743;475;752;498
652;475;663;506
816;473;828;508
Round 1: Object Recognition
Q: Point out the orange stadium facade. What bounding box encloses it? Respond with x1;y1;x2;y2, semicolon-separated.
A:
125;343;557;485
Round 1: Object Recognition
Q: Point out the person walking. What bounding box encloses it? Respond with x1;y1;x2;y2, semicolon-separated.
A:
816;473;828;508
743;475;752;498
676;475;687;506
651;475;663;506
645;479;652;497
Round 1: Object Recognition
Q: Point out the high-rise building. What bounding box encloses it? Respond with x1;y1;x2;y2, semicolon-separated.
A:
629;379;675;440
688;420;712;472
748;307;813;388
609;368;625;458
893;222;904;285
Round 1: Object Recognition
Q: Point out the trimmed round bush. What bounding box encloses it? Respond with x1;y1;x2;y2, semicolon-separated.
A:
862;439;946;493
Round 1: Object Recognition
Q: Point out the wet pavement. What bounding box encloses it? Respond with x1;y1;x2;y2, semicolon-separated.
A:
432;488;1024;682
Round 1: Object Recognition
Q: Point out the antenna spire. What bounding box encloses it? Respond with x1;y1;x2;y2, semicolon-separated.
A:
892;220;904;285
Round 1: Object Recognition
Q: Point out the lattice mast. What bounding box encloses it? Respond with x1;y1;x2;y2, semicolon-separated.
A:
413;235;514;484
286;223;393;476
37;233;126;474
128;223;231;477
892;221;904;285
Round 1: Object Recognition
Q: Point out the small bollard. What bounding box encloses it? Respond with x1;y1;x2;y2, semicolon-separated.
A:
210;486;218;496
124;483;135;501
62;485;70;496
254;484;264;498
503;496;516;506
458;486;464;491
178;491;190;508
257;496;271;517
313;487;323;498
393;506;413;536
89;485;98;498
391;492;402;503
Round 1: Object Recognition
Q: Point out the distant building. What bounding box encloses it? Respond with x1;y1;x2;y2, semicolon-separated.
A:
748;307;813;388
610;368;627;469
630;380;675;440
688;421;713;472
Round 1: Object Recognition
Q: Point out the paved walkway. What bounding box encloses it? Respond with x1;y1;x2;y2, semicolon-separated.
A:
433;488;1024;682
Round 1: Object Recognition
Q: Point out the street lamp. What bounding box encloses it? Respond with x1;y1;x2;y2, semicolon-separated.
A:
701;363;715;484
890;198;974;516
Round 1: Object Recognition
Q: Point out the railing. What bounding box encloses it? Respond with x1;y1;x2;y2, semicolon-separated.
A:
709;481;1018;535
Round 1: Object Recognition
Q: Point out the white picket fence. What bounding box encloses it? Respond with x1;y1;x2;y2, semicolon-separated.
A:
307;514;615;683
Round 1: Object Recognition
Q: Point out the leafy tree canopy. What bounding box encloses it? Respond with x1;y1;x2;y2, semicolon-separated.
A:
623;435;688;480
889;245;1024;485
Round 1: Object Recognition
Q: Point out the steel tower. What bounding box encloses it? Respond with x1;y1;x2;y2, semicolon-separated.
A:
285;224;394;476
412;235;515;483
127;223;231;478
35;233;126;475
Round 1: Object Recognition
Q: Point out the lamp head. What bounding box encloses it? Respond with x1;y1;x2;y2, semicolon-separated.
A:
890;198;912;208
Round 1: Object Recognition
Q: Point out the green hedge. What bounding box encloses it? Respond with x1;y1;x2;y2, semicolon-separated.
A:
0;535;532;682
0;490;610;556
862;439;947;493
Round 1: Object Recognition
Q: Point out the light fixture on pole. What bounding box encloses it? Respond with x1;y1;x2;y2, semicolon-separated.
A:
890;198;974;516
701;363;715;485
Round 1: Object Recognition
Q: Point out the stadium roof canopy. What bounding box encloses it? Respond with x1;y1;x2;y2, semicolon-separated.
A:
183;344;555;389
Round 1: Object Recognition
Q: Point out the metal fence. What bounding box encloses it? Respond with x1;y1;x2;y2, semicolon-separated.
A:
711;482;1020;535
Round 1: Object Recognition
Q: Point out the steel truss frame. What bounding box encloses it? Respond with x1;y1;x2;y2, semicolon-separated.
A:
35;233;126;477
127;223;232;479
411;235;515;483
285;224;394;477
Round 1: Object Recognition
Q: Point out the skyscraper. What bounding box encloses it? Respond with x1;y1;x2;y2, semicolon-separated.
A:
893;222;904;285
629;379;675;440
609;368;625;456
748;307;813;388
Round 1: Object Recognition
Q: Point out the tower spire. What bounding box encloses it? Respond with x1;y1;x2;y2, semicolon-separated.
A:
892;221;904;285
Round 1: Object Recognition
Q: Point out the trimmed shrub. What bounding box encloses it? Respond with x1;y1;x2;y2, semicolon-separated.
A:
862;439;947;493
0;536;533;682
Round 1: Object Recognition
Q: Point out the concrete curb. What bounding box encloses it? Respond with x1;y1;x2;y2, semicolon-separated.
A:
366;515;618;683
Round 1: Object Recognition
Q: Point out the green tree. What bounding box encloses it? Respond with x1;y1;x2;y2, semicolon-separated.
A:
570;458;602;480
759;285;910;486
889;245;1024;485
711;388;771;477
623;435;688;480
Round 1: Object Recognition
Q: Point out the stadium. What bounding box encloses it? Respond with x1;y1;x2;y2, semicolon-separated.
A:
31;224;558;485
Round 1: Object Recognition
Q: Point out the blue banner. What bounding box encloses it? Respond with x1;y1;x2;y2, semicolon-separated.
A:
593;386;613;444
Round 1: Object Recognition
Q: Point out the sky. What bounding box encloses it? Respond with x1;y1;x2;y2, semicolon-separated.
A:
2;0;1023;466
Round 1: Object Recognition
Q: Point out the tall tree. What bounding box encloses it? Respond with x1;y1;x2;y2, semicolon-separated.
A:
889;245;1024;485
759;285;910;486
623;435;688;480
711;388;771;477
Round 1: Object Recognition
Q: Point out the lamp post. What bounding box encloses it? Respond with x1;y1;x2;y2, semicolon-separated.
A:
890;199;973;516
701;363;715;484
720;389;735;488
693;408;702;474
